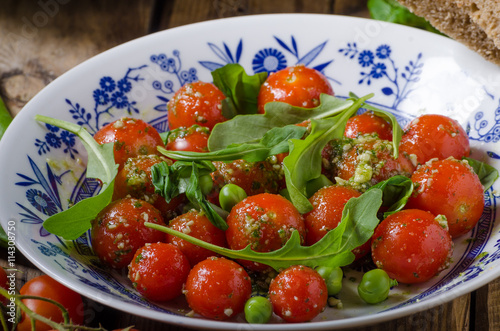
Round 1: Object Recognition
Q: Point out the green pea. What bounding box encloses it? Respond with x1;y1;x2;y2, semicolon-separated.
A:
306;174;333;197
244;296;273;324
358;269;398;304
316;266;343;296
199;174;214;196
219;183;247;212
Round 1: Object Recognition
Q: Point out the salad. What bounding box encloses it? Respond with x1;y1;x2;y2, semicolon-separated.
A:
35;63;498;324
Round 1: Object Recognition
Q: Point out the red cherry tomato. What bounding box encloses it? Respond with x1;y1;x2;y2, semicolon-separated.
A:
93;117;164;170
257;64;334;113
91;198;166;268
166;210;228;266
167;81;227;130
269;265;328;323
332;136;415;188
0;267;8;305
399;114;470;165
344;111;393;141
371;209;453;284
303;185;370;260
128;243;191;301
165;125;210;152
225;193;306;271
17;275;84;331
185;257;252;320
406;157;485;238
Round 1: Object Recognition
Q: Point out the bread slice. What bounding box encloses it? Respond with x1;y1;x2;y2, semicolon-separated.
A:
397;0;500;65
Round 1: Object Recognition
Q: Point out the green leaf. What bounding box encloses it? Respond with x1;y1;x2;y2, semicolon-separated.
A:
35;115;118;240
211;63;268;119
146;188;383;270
367;0;444;35
465;157;499;192
283;95;373;213
368;175;413;217
208;94;354;151
0;95;13;141
159;125;307;163
349;92;403;158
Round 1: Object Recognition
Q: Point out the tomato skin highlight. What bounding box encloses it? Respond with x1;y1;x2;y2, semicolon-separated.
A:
128;243;191;302
344;111;393;141
269;265;328;323
166;210;228;267
17;275;84;331
257;64;334;113
371;209;453;284
406;157;485;238
91;198;166;269
399;114;470;165
93;117;164;170
185;257;252;320
225;193;306;271
167;81;226;130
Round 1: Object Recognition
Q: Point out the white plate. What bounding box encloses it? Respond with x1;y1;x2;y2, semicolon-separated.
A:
1;14;500;330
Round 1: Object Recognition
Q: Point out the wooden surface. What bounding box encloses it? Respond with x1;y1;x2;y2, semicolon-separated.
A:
0;0;499;330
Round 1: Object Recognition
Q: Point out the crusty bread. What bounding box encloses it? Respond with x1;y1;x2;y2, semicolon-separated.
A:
397;0;500;65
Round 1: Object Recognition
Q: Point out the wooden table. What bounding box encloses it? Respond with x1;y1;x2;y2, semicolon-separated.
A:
0;0;499;330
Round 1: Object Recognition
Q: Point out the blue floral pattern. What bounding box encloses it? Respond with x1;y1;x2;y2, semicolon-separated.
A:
13;30;500;323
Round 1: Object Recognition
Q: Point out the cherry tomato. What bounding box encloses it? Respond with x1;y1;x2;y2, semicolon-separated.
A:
225;193;306;271
112;154;184;220
399;114;470;165
269;265;328;323
0;267;8;305
128;243;191;301
371;209;453;284
91;198;166;269
167;81;227;130
406;157;485;238
330;136;415;189
304;185;370;260
211;159;283;199
257;64;334;113
165;125;210;152
17;275;84;331
184;257;252;320
93;117;164;170
344;111;393;141
166;210;228;267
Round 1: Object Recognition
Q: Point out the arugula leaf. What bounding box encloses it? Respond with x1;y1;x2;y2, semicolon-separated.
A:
465;157;499;192
146;188;383;270
349;92;403;158
159;125;307;162
0;95;12;141
35;115;118;240
367;0;444;35
151;161;228;230
211;63;267;119
283;95;373;214
368;175;413;217
208;94;354;151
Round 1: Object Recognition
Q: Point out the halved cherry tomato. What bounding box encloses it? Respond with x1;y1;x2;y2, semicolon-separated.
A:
17;275;84;331
128;243;191;301
184;257;252;320
257;64;334;113
344;111;393;141
93;117;164;170
399;114;470;165
371;209;453;283
269;265;328;323
406;157;484;238
165;125;210;152
91;198;166;269
167;81;227;130
225;193;305;271
166;210;228;267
